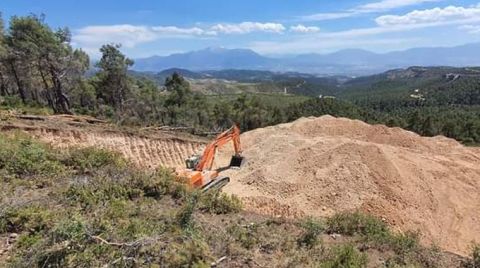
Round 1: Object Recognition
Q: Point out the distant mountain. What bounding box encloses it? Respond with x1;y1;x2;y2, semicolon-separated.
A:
134;43;480;75
134;47;276;72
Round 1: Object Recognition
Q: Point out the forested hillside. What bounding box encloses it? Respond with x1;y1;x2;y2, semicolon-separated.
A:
340;67;480;144
0;14;479;145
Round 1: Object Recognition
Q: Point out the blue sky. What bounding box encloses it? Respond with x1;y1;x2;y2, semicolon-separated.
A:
2;0;480;58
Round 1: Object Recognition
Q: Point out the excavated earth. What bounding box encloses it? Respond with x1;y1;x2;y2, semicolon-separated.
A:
217;116;480;256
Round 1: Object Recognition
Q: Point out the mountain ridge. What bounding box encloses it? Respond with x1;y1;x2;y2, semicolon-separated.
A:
133;43;480;75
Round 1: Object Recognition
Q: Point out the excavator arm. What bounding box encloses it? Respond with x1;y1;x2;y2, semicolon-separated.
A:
196;124;242;171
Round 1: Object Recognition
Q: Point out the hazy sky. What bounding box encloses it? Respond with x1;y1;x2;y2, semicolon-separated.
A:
2;0;480;58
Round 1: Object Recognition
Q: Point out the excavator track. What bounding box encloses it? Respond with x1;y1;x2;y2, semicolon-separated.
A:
201;176;230;192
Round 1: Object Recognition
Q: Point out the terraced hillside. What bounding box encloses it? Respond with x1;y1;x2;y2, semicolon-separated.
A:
0;114;206;168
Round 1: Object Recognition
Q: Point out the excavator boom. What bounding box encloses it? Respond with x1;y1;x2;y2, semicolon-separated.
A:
196;124;242;171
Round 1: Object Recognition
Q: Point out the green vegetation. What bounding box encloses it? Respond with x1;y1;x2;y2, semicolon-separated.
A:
462;244;480;268
0;133;469;267
321;244;368;268
0;133;64;178
297;217;324;248
327;212;419;255
340;67;480;144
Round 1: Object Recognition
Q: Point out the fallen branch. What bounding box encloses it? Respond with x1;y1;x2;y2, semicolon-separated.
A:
90;235;163;248
211;256;227;267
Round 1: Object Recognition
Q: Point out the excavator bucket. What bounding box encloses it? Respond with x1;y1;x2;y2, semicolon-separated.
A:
229;155;244;168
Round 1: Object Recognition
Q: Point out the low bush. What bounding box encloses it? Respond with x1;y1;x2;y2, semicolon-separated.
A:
0;133;64;178
199;190;242;214
321;244;368;268
326;211;389;238
0;206;53;234
298;217;324;248
327;212;419;256
228;223;259;250
176;193;199;230
62;147;126;174
463;244;480;268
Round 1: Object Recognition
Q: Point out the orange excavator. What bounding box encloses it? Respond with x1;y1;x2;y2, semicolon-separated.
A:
176;124;244;191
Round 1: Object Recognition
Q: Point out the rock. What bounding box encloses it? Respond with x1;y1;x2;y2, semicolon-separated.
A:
330;234;341;240
9;233;18;239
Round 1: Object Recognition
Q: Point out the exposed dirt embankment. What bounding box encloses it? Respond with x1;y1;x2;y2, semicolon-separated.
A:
217;116;480;256
0;114;206;168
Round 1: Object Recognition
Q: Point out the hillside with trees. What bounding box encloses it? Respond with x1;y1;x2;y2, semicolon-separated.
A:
0;14;479;145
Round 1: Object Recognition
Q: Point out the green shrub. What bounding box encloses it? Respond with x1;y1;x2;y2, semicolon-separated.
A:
463;244;480;268
50;216;87;243
389;231;419;255
0;133;64;177
65;179;132;208
62;147;126;173
298;217;324;248
321;244;368;268
134;168;189;200
326;212;389;238
199;190;242;214
326;212;419;257
228;223;259;249
176;194;198;230
162;238;212;267
16;232;43;249
0;206;53;233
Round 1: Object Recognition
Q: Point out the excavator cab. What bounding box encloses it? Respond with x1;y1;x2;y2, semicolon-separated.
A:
185;155;201;169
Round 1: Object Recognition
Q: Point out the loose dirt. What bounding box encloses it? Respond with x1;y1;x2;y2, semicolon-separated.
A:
217;115;480;256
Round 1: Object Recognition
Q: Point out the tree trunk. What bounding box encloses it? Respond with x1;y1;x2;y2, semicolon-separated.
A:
9;60;27;103
0;71;8;96
49;64;71;114
38;64;57;113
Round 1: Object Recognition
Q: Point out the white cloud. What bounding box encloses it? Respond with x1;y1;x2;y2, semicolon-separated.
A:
358;0;439;12
301;12;355;21
74;25;158;48
290;24;320;33
210;22;285;34
251;4;480;55
151;26;213;36
376;5;480;27
301;0;441;21
459;24;480;34
73;24;213;50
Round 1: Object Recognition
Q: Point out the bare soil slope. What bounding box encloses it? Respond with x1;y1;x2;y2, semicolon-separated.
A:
218;116;480;255
0;114;206;168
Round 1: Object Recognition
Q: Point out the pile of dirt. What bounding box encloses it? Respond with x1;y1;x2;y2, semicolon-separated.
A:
218;115;480;255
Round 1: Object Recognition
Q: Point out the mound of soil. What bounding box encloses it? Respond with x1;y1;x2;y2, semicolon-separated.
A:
218;116;480;255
